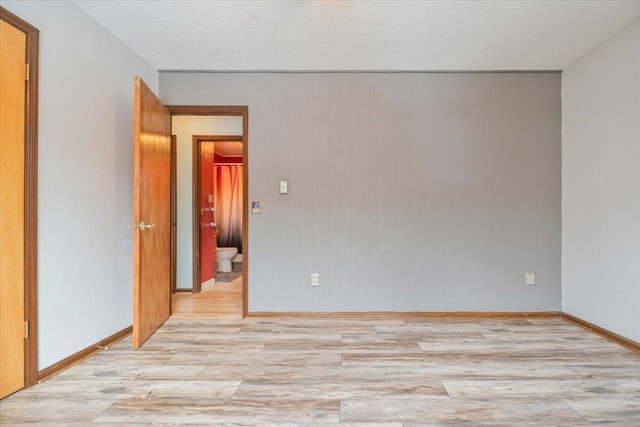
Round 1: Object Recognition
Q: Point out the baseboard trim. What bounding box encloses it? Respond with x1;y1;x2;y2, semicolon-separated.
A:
37;326;132;382
562;313;640;354
246;311;563;319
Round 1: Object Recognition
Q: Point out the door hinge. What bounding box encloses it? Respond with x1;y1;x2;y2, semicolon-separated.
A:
24;321;29;339
25;64;30;81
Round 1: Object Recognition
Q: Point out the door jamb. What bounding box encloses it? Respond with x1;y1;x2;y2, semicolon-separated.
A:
167;106;248;318
170;136;177;294
0;6;39;387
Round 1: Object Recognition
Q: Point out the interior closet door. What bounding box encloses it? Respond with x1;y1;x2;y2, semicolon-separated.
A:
0;17;26;399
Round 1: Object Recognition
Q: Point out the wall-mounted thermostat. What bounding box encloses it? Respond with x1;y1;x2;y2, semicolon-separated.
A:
280;180;288;194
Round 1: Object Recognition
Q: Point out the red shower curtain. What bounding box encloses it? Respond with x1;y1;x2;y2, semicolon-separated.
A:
215;165;243;253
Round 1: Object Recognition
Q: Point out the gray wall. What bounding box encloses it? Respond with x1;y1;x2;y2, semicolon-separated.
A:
160;72;561;312
562;20;640;342
4;1;158;368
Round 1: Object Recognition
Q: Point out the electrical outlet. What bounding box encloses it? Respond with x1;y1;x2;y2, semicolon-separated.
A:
310;273;320;287
525;272;536;286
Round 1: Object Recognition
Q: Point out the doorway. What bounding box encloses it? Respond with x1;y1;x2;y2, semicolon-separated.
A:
0;6;38;397
192;134;244;293
168;107;248;318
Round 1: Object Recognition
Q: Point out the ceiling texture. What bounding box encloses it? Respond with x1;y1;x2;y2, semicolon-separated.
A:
73;0;640;72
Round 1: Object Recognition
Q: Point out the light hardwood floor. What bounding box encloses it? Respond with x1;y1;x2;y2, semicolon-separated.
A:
1;317;639;425
171;276;243;318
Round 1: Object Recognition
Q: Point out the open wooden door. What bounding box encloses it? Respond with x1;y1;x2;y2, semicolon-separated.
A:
198;140;216;289
132;77;171;348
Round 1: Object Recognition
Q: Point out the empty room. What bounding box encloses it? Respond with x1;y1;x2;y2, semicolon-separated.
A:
0;1;639;425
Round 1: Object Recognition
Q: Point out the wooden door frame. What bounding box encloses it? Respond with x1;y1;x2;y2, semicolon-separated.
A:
167;106;248;317
192;134;243;294
170;136;177;294
0;6;39;388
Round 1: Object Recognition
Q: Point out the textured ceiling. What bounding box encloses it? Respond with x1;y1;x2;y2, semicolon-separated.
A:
73;0;640;71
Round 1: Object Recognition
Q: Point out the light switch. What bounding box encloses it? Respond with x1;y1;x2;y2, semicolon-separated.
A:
251;201;261;214
280;180;288;194
310;273;320;287
208;194;213;204
525;272;535;286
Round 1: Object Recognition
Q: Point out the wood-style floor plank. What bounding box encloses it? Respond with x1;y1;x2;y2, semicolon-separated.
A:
1;317;639;425
171;276;243;318
340;398;584;424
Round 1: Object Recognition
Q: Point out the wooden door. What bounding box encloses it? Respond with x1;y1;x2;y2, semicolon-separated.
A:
0;18;26;399
132;77;171;348
199;140;216;285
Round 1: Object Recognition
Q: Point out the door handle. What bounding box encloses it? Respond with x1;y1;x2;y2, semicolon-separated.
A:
127;222;156;231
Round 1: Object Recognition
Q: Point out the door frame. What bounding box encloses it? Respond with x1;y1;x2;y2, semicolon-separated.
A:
192;134;243;294
170;136;177;294
0;6;39;388
167;106;248;317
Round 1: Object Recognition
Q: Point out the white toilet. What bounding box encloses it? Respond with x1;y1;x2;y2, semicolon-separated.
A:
216;247;238;272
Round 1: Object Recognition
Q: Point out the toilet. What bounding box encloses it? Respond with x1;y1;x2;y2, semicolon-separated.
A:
216;247;238;272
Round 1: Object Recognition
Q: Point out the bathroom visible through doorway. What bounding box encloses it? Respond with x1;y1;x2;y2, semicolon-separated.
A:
168;107;248;318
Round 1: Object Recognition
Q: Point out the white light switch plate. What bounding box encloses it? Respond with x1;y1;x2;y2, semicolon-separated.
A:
280;180;288;194
525;272;536;286
310;273;320;287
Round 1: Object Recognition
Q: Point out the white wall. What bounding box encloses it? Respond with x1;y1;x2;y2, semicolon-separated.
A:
172;116;243;289
562;20;640;343
161;72;562;312
3;1;158;369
